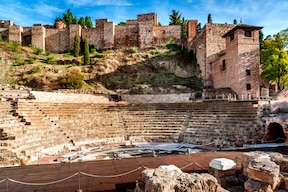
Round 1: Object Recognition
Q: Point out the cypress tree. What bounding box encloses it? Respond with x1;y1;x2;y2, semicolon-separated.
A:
83;38;90;65
74;34;80;57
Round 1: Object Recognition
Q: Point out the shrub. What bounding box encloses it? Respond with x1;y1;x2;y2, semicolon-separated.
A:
59;70;84;89
130;47;138;53
46;56;57;65
12;59;25;66
27;66;40;74
33;47;42;55
45;51;51;56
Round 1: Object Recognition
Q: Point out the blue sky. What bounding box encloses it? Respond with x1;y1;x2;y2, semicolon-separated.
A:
0;0;287;37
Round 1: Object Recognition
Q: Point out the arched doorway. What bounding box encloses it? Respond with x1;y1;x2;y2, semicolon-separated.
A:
265;122;286;143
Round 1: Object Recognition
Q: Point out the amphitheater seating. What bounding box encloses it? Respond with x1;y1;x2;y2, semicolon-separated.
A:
0;98;261;163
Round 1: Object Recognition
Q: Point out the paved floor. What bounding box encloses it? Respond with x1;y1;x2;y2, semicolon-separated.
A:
0;151;243;192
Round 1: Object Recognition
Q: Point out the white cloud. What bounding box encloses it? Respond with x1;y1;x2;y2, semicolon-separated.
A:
66;0;132;7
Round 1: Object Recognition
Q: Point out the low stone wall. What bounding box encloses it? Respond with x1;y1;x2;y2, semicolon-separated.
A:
30;91;110;103
121;93;191;103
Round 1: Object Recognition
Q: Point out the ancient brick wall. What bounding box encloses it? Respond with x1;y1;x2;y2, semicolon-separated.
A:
22;27;32;46
114;24;139;48
0;20;13;28
8;26;23;43
69;24;82;51
32;25;46;51
187;20;198;42
211;28;262;98
0;28;8;40
45;28;69;53
153;25;181;45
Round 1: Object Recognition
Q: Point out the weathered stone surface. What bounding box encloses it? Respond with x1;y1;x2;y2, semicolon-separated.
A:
242;151;271;177
244;178;273;192
247;158;280;190
209;158;236;171
135;168;228;192
209;167;236;177
280;157;288;172
216;175;239;188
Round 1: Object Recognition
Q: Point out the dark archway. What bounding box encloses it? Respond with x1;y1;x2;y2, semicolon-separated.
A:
265;122;286;143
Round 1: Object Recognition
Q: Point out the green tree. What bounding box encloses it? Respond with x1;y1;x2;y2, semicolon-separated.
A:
63;9;73;27
74;33;80;57
279;28;288;49
79;17;85;27
83;38;90;65
197;23;202;32
261;33;288;91
233;19;237;24
208;13;212;24
72;16;79;24
85;16;93;28
181;17;187;40
169;10;181;25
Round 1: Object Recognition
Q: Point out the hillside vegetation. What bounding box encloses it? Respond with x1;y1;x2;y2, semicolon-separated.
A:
0;40;202;94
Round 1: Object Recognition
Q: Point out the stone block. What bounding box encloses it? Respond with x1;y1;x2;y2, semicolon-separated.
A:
244;178;273;192
216;175;239;188
208;167;236;177
209;158;236;171
280;157;288;172
247;158;280;190
242;151;271;177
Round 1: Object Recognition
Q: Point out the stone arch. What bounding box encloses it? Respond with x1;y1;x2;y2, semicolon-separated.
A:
265;122;286;143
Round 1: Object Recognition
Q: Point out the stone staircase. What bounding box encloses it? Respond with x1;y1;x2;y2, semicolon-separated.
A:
182;101;261;147
0;98;262;164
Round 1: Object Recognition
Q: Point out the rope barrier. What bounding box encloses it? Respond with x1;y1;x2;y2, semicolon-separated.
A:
0;178;6;184
7;172;78;186
79;166;143;178
0;156;241;188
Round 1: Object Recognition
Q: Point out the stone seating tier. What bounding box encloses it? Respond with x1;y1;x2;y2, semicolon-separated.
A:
0;100;261;163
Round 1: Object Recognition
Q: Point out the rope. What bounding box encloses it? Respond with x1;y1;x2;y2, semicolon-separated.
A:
180;161;205;170
79;166;143;178
8;172;78;186
0;178;6;184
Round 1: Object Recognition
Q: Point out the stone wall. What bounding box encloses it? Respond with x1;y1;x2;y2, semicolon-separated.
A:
211;28;262;99
30;91;110;103
121;93;191;103
45;28;69;53
8;25;23;43
31;24;46;51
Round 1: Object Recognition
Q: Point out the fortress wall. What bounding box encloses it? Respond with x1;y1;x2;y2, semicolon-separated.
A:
121;93;191;103
8;25;23;43
138;21;154;48
45;28;69;53
114;24;139;48
103;22;114;49
153;25;181;45
30;91;110;103
69;24;82;51
0;28;8;40
82;28;102;49
22;27;32;46
32;25;45;51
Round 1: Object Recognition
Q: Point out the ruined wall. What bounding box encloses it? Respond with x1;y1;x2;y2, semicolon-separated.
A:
69;24;82;51
0;28;8;40
22;27;32;46
187;20;198;42
32;24;46;51
153;25;181;45
45;28;69;53
114;24;139;48
211;28;262;98
8;25;23;43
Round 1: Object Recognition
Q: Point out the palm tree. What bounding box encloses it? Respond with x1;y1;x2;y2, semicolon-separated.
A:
169;10;181;25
